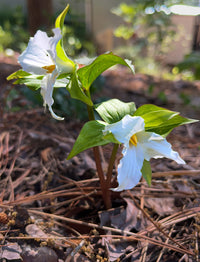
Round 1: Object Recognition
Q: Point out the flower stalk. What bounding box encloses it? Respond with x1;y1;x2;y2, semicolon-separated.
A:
86;104;112;209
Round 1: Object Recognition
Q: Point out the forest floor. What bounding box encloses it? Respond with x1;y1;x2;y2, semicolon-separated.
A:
0;56;200;262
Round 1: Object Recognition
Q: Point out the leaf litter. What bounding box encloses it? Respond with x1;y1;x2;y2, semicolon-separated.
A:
0;62;200;261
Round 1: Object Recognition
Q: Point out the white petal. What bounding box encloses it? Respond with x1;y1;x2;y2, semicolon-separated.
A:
18;28;61;75
48;106;64;121
125;59;135;74
112;145;144;191
41;74;54;107
104;115;145;144
48;28;62;61
137;131;185;164
40;72;64;121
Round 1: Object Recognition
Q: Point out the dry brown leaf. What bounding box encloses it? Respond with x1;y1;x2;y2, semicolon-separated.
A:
21;246;58;262
1;242;22;260
99;198;150;232
26;224;48;239
144;197;180;216
40;147;52;162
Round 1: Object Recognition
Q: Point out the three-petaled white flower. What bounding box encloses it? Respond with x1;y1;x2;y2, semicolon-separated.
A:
104;115;185;191
18;28;74;120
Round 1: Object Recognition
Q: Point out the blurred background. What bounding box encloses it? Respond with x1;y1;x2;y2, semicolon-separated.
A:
1;0;200;118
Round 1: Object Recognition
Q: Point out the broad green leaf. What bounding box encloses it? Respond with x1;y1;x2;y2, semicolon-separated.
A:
55;4;75;71
7;70;70;90
141;160;152;186
95;99;136;124
134;104;198;135
12;78;41;90
67;73;93;106
7;70;43;90
146;114;198;136
134;104;179;127
77;52;135;90
103;131;120;144
7;70;31;80
67;120;110;159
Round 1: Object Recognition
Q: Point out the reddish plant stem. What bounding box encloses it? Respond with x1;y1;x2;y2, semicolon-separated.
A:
86;104;111;209
106;143;119;188
92;147;111;209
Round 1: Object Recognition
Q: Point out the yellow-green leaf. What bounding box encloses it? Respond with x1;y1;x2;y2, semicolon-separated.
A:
55;4;75;71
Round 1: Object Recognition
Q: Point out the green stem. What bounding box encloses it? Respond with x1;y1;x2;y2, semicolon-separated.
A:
86;103;111;209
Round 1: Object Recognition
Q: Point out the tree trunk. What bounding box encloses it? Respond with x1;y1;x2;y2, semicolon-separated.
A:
27;0;53;35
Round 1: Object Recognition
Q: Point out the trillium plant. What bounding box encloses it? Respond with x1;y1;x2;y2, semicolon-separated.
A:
8;5;198;209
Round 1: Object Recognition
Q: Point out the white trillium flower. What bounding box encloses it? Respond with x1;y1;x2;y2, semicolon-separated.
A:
18;28;74;120
104;115;185;191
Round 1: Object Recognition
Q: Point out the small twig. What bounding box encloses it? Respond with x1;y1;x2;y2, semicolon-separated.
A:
194;217;199;262
2;130;23;202
156;225;175;262
53;220;82;237
139;241;148;262
178;254;188;262
127;191;189;252
29;190;96;210
152;170;200;178
139;206;200;235
28;209;195;256
0;132;9;178
70;240;85;257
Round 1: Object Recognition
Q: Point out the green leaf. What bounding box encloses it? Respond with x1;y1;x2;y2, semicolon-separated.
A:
134;104;178;126
146;114;198;136
134;104;198;135
12;78;41;90
141;160;152;186
55;4;75;71
7;70;31;80
67;120;110;159
95;99;136;124
67;73;93;106
55;4;69;30
7;70;69;90
77;52;134;90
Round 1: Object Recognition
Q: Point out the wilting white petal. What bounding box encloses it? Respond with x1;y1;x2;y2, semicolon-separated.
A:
137;131;185;164
112;145;144;191
18;28;62;75
104;115;145;144
40;72;64;121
